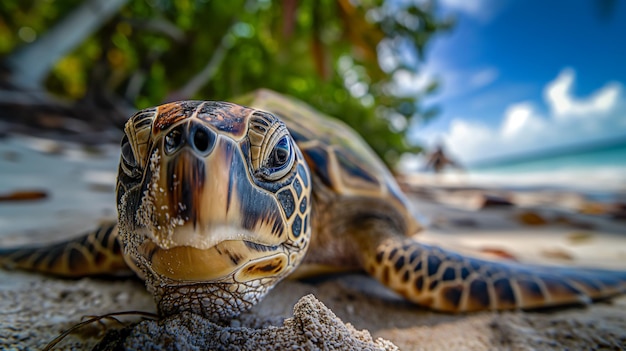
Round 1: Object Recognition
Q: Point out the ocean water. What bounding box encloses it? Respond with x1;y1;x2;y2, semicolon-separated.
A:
463;142;626;192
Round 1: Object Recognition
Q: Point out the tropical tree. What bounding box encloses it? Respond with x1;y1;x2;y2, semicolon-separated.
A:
0;0;451;165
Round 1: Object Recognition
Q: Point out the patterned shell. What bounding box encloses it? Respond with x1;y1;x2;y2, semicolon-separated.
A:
236;89;420;235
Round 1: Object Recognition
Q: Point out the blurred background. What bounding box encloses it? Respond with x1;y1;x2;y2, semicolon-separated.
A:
0;0;452;166
398;0;626;192
0;0;624;190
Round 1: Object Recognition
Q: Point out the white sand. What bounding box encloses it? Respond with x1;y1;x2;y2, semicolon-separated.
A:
1;136;626;350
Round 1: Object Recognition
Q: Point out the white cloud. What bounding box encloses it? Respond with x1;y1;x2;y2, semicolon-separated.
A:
446;119;493;157
440;68;626;163
439;0;506;22
439;0;484;16
545;68;621;119
500;103;545;139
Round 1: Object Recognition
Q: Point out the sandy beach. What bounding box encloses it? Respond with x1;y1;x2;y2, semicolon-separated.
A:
1;135;625;350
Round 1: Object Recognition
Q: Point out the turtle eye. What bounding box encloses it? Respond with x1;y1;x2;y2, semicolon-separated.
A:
121;135;141;179
164;129;183;155
121;135;136;167
262;136;294;180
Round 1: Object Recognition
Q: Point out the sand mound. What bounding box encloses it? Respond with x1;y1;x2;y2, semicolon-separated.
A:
107;294;397;351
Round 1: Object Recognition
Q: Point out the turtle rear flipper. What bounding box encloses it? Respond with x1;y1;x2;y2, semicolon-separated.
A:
0;221;131;277
364;237;626;312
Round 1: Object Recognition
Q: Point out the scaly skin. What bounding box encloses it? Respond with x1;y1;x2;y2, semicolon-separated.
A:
0;222;129;277
115;101;312;318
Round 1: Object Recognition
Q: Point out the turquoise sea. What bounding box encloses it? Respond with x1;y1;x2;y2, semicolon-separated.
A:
463;140;626;192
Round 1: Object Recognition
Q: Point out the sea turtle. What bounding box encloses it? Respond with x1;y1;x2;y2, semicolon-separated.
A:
1;89;625;320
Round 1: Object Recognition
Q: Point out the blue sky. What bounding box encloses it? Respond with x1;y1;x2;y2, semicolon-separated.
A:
400;0;626;165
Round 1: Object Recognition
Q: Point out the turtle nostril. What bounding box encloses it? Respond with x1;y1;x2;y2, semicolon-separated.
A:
190;124;215;154
164;128;183;154
193;128;209;152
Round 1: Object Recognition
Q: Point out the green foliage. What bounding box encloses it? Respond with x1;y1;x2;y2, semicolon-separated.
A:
0;0;451;166
0;1;82;52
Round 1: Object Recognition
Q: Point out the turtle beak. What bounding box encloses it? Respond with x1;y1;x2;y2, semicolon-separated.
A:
138;133;286;250
164;149;211;228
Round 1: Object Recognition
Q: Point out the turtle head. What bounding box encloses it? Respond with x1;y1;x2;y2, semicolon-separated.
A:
116;101;312;319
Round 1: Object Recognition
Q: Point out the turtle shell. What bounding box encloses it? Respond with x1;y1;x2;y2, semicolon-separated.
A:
236;89;421;237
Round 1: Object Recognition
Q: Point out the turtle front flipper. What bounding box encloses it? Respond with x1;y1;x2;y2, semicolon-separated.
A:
363;237;626;312
0;221;131;277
